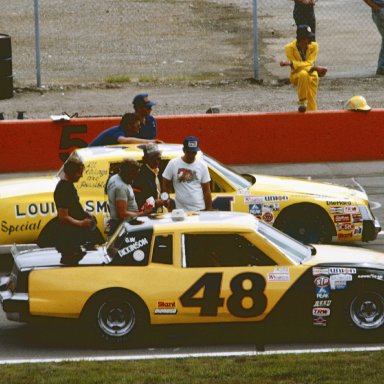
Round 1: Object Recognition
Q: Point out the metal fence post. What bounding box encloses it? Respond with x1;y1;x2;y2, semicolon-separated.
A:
34;0;42;87
252;0;260;80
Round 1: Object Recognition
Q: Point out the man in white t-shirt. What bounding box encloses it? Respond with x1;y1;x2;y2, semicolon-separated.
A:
162;136;212;212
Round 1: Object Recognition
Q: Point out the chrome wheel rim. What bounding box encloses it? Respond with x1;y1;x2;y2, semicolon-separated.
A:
97;299;135;337
350;292;384;330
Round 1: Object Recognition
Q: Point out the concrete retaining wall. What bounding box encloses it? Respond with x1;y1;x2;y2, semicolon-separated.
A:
0;110;383;173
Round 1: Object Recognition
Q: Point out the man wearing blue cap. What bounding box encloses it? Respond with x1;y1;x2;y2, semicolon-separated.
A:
162;136;212;212
133;93;158;139
280;25;327;112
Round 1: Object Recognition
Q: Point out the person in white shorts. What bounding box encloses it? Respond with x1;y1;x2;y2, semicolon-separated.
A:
162;136;212;212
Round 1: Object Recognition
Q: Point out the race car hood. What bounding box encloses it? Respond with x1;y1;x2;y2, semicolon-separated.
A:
0;175;58;199
248;174;367;202
304;244;384;268
13;246;109;271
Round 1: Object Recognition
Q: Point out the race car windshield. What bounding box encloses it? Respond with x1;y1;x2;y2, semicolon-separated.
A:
203;155;252;189
257;221;313;264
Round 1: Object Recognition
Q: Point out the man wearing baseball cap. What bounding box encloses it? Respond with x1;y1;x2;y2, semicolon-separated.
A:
162;136;212;212
133;93;158;139
280;25;327;112
133;143;166;212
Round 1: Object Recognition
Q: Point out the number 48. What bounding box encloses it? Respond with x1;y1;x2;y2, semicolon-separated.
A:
179;272;267;318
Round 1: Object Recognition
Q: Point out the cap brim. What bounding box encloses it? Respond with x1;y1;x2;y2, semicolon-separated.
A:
145;101;155;107
147;151;162;157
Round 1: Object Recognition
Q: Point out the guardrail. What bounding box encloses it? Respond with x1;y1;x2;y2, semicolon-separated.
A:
0;110;383;173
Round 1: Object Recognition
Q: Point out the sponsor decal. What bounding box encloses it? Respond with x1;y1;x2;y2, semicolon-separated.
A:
244;196;264;204
84;200;109;214
314;300;332;307
262;211;274;223
313;316;327;327
344;206;359;214
313;267;329;276
329;207;344;214
331;280;347;290
316;286;330;299
353;226;363;236
358;274;384;281
249;204;262;216
268;267;290;282
14;200;108;219
237;189;250;196
264;195;288;202
352;214;363;223
326;201;351;206
154;301;177;315
334;214;351;223
1;219;42;236
337;232;354;239
312;307;331;317
15;202;56;218
329;268;356;274
314;276;330;288
336;223;355;231
263;203;280;211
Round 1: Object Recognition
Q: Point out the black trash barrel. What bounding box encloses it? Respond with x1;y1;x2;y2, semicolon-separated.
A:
0;34;13;100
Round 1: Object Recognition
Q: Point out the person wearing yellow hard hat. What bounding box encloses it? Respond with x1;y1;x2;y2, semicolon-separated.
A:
344;96;372;112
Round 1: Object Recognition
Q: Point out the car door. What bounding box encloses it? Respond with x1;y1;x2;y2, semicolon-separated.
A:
148;231;304;325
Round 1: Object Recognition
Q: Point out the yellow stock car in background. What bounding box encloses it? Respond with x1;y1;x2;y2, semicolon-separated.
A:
0;144;380;256
1;212;384;347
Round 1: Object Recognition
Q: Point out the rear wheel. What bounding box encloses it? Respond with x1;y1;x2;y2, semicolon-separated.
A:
274;204;334;244
83;290;148;348
348;290;384;330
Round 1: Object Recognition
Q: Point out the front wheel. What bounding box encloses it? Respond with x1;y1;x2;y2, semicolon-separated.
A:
274;204;334;244
84;290;148;348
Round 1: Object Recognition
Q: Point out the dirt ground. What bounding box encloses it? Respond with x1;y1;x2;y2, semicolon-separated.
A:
0;76;382;120
0;0;383;119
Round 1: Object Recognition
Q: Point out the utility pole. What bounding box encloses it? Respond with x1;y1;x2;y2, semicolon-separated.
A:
252;0;260;80
34;0;42;87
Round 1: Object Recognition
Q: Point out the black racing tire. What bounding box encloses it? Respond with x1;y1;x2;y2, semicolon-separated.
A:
83;289;149;348
347;288;384;331
274;203;334;244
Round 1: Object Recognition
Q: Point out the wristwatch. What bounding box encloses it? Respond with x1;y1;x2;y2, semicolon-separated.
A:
161;192;169;201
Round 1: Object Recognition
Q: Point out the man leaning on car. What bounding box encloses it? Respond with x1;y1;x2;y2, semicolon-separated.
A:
106;159;153;236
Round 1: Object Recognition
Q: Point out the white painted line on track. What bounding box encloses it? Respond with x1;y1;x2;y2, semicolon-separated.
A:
0;346;384;365
370;201;382;210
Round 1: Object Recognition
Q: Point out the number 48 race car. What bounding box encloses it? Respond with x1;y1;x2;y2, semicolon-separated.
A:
1;211;384;347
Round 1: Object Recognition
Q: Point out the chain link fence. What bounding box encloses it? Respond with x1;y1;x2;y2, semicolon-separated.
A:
1;0;381;87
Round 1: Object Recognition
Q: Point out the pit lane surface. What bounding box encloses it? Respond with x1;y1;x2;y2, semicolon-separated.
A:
0;161;383;361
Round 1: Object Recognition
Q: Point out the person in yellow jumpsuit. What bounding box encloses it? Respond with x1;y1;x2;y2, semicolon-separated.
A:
280;25;327;112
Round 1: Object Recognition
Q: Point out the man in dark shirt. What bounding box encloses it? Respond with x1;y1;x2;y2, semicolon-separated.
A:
133;93;158;140
54;158;100;264
134;143;166;212
89;113;162;147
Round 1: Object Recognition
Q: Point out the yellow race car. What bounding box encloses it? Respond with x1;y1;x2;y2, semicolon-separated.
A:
1;211;384;347
0;144;380;256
